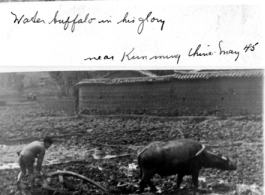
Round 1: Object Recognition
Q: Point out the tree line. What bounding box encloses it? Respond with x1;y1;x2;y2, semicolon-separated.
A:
48;70;174;97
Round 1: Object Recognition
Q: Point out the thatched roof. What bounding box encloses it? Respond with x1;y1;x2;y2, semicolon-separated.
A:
77;69;263;86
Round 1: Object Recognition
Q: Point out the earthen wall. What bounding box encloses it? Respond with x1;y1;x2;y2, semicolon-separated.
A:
79;77;263;116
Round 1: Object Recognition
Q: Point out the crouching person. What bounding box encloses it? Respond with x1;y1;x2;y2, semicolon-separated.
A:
17;136;53;191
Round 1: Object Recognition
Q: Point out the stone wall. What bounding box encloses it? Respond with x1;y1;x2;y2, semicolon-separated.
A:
78;75;263;116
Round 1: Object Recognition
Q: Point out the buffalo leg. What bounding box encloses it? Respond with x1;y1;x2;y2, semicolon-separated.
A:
176;174;185;189
191;171;199;189
139;170;156;193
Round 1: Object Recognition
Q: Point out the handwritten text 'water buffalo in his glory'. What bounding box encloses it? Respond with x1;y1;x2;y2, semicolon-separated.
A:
11;11;165;34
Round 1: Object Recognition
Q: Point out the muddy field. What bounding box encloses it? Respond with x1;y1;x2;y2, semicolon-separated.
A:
0;103;263;195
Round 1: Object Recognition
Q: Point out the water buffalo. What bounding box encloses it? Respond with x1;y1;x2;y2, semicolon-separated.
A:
137;139;237;192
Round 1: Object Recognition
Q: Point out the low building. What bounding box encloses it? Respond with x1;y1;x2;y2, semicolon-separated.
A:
77;69;263;116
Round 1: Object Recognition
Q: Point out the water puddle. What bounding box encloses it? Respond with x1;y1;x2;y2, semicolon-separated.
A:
0;162;19;170
236;184;262;195
198;177;206;182
0;144;130;170
203;179;263;195
0;143;90;170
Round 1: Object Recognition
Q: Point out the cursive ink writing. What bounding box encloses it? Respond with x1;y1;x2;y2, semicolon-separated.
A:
117;12;135;24
98;19;112;24
117;12;165;34
121;48;180;64
121;48;147;62
49;11;96;32
188;44;214;57
11;11;166;34
219;40;239;61
84;55;114;61
138;12;165;34
11;11;45;24
9;10;258;63
150;54;181;64
243;42;259;52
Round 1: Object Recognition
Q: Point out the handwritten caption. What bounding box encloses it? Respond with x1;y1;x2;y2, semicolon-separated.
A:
10;11;259;64
11;11;165;34
84;41;259;64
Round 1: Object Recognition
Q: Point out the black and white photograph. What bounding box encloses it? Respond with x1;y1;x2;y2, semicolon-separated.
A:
0;1;263;195
0;70;263;195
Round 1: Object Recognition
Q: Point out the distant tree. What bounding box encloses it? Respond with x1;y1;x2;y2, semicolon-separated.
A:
13;74;24;93
7;74;12;87
49;70;172;97
16;82;24;93
48;71;92;97
49;72;69;96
